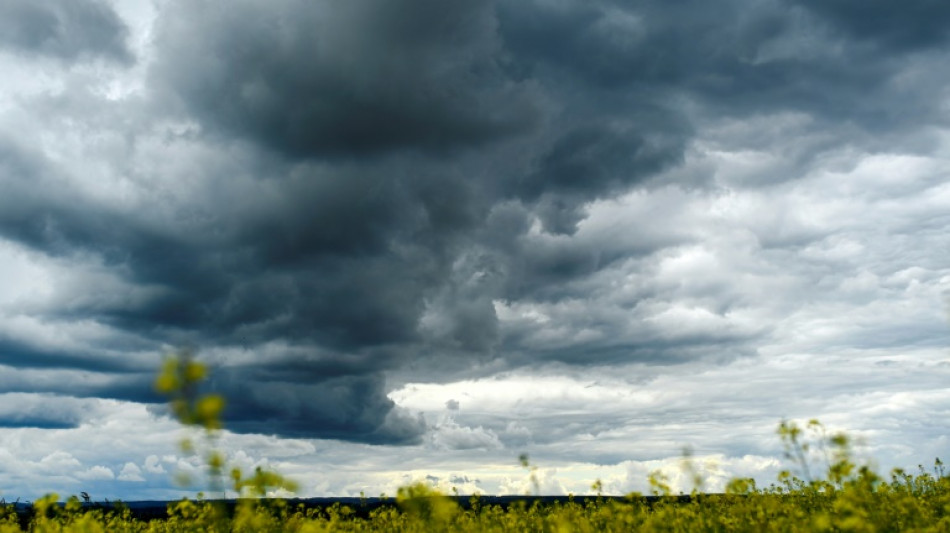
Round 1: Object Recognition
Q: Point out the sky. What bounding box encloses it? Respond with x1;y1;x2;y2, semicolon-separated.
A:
0;0;949;501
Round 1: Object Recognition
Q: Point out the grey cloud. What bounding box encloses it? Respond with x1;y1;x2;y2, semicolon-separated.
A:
0;345;170;406
496;0;772;87
0;393;91;429
418;249;504;354
791;0;950;51
0;0;132;63
0;418;74;430
519;119;687;234
0;337;133;374
529;122;677;195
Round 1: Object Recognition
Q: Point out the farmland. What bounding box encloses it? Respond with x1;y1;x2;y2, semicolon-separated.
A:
2;461;949;531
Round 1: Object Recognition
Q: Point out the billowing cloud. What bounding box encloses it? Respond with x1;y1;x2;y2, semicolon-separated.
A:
428;416;503;451
118;462;144;482
151;0;538;158
77;465;115;481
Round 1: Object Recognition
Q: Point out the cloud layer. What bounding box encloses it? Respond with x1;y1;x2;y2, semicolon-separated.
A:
0;0;948;498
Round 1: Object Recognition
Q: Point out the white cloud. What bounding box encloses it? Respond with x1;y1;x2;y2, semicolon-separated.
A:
428;417;503;451
77;466;115;481
39;451;81;471
143;455;165;474
118;462;144;482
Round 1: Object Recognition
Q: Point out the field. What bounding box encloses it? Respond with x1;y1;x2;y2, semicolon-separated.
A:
3;465;950;532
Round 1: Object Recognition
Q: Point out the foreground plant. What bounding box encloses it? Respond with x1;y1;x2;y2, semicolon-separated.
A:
155;348;297;531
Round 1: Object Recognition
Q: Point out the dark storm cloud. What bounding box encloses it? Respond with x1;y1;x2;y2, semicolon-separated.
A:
0;142;463;440
213;367;425;443
0;0;132;63
0;135;447;349
152;0;538;158
517;118;688;234
497;0;950;137
3;0;949;444
523;123;679;199
792;0;950;50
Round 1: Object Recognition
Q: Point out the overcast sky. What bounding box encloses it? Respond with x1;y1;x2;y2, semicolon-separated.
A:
1;0;949;500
